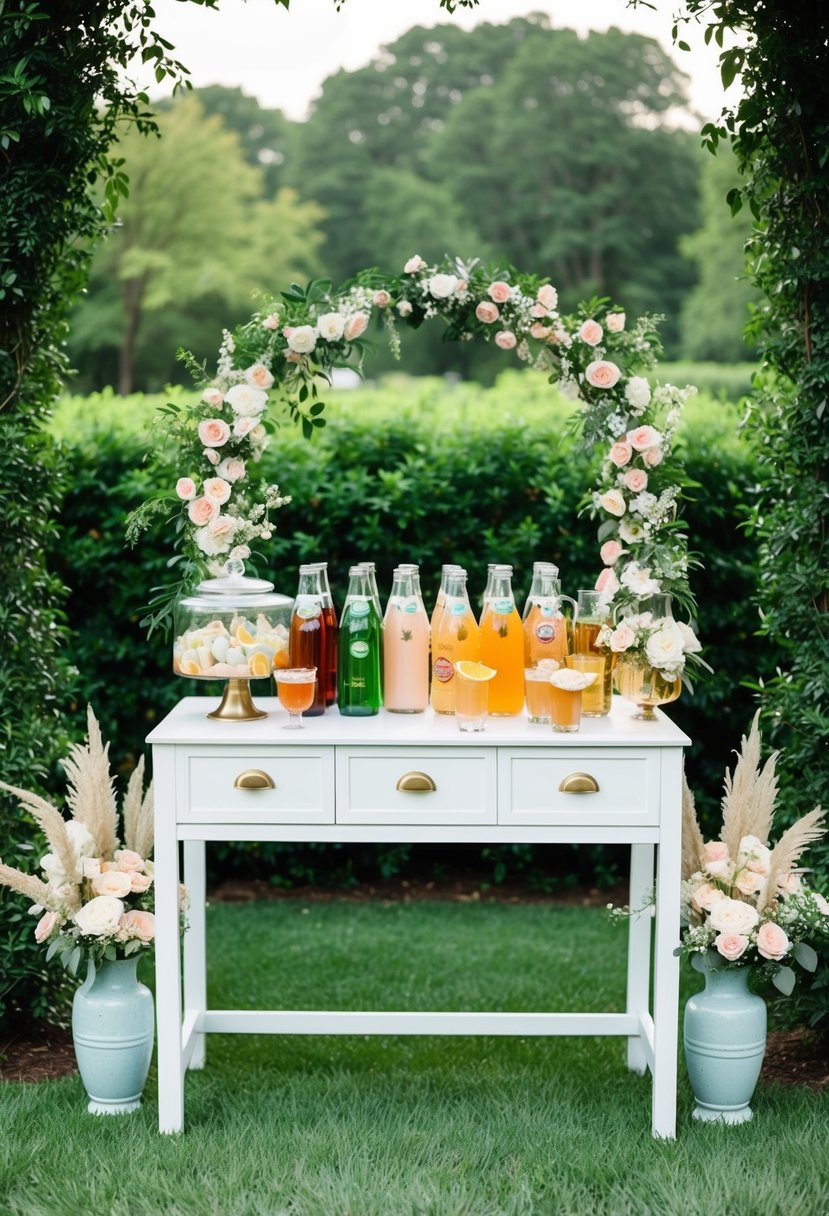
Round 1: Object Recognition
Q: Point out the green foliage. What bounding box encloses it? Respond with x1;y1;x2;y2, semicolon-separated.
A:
48;376;778;881
679;146;760;361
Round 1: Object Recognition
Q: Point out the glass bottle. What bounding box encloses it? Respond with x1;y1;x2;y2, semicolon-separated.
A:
573;589;613;717
338;566;382;715
357;560;383;621
429;564;462;636
430;569;480;714
383;567;429;713
522;562;576;667
309;561;338;707
479;565;524;715
288;565;327;716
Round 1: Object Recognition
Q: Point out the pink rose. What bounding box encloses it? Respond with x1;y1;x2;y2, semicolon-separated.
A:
209;515;236;541
91;869;133;898
120;910;156;944
404;255;425;273
585;360;621;389
714;932;750;962
495;330;517;351
643;447;664;468
114;849;144;872
217;457;246;483
176;477;196;501
245;363;274;390
455;280;467;294
282;326;295;338
623;468;648;493
777;872;802;895
595;567;618;595
488;281;511;304
198;418;231;448
345;312;369;340
536;284;558;313
203;448;219;466
130;872;153;894
203;477;232;505
579;319;603;346
476;301;499;324
34;910;60;944
756;921;790;961
373;290;391;307
600;540;623;566
690;882;725;913
530;303;548;318
530;322;552;340
201;387;224;408
606;312;626;333
188;496;219;526
284;351;301;364
628;425;662;452
233;415;257;438
704;841;729;865
609;441;633;467
262;313;279;330
608;622;634;651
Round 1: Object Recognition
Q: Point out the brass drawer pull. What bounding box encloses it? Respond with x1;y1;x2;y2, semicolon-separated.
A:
559;772;600;794
234;768;275;791
396;771;437;793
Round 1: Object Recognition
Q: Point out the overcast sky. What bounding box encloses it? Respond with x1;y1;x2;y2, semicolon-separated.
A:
145;0;734;125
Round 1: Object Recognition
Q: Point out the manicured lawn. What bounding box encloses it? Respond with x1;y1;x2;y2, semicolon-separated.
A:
2;900;827;1215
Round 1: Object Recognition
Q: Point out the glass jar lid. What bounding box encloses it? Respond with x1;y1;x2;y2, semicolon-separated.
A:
178;560;290;612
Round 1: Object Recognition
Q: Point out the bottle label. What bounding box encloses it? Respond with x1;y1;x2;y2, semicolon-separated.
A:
535;621;557;643
350;600;370;618
403;601;418;614
450;602;466;616
296;601;321;620
494;599;514;615
433;657;454;683
350;640;369;659
540;603;556;617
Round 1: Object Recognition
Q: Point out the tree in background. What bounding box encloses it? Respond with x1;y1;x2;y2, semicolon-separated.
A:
680;145;758;362
68;94;324;394
196;84;296;196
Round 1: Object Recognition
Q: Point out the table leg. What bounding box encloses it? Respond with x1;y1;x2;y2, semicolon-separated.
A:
153;746;185;1134
626;842;654;1075
651;748;683;1140
183;840;207;1070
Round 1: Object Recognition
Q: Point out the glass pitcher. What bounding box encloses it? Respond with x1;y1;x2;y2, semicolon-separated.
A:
573;589;612;717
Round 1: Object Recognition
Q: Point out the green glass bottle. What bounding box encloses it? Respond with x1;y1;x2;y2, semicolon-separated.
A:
338;566;382;715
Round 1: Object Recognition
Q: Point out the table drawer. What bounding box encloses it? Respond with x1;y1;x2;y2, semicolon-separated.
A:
498;749;659;826
336;748;497;824
177;747;335;823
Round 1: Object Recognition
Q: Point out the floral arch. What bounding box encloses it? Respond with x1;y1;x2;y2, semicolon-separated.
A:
131;255;698;658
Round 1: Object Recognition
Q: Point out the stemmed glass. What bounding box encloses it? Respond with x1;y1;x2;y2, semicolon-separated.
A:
274;667;317;729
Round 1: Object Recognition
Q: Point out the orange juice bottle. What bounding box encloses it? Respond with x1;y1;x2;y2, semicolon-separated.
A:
430;569;480;714
522;562;575;667
479;564;524;715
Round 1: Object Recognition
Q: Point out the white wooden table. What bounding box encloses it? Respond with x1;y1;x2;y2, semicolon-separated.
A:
149;695;689;1138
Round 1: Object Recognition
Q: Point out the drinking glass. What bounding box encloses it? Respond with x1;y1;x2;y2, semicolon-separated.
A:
455;668;495;732
549;683;583;732
566;653;607;718
524;666;555;724
274;667;317;729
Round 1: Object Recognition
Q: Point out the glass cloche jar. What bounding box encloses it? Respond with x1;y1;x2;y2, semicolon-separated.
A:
173;560;293;720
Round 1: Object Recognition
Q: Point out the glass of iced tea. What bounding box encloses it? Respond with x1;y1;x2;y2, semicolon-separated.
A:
524;660;559;724
274;667;317;729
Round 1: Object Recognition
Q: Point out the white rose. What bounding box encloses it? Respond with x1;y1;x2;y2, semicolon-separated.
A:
40;853;71;888
734;870;767;897
624;376;651;412
91;869;133;898
738;835;771;874
618;518;646;544
73;895;125;937
690;882;725;914
217;457;246;483
194;526;226;557
286;325;318;354
707;896;760;936
645;624;685;670
606;312;625;333
66;819;96;860
396;300;413;317
620;563;661;597
201;387;224;407
225;384;268;416
599;489;626;517
675;621;702;654
428;274;460;299
233;415;258;438
316;312;346;341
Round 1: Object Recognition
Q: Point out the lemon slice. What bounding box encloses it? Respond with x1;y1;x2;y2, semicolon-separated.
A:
236;624;256;645
455;660;497;681
248;651;271;678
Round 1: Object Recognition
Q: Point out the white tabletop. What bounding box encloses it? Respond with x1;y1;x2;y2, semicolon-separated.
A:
148;695;690;749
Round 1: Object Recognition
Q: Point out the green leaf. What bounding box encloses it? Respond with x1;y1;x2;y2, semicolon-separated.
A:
793;942;818;973
772;966;796;996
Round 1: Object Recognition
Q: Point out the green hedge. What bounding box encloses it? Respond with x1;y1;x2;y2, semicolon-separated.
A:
42;375;782;891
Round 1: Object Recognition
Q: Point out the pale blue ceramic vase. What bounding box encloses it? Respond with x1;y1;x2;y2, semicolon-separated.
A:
683;952;766;1124
72;956;154;1115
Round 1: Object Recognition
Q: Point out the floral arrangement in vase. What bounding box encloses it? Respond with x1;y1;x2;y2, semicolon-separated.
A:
680;714;829;992
0;706;172;974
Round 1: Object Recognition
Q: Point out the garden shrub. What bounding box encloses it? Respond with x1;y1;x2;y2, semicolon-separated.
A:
46;381;783;891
